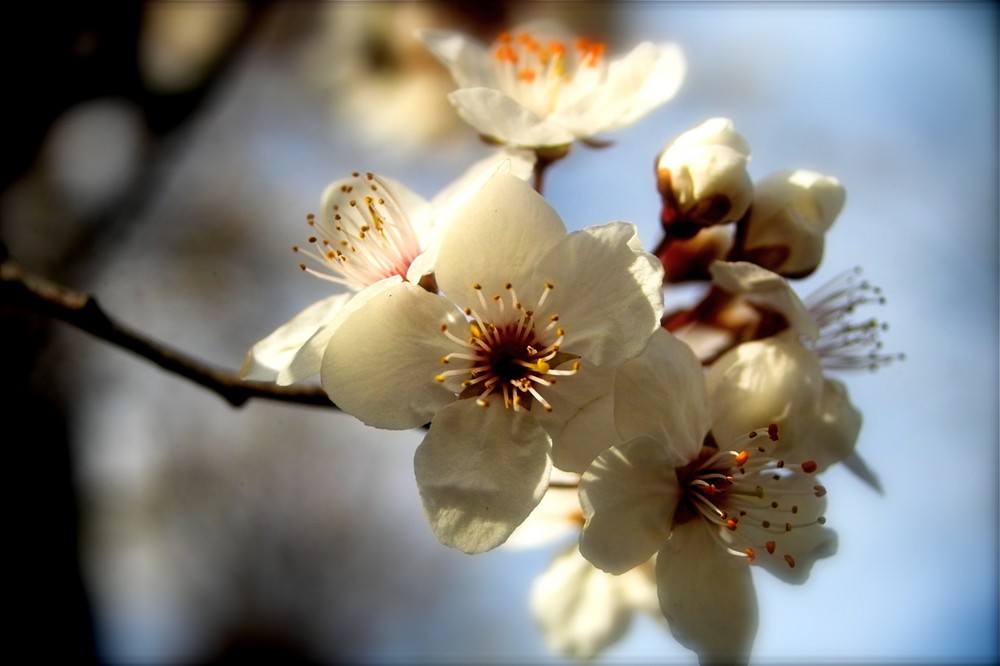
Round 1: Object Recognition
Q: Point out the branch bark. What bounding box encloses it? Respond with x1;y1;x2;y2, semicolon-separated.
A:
0;246;335;410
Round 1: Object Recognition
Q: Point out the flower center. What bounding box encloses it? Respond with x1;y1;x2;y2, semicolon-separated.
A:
293;172;423;290
491;30;606;117
804;267;904;370
436;281;579;411
674;425;828;568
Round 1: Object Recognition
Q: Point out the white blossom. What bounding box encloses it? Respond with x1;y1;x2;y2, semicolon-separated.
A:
578;330;836;663
241;152;534;385
321;173;663;552
418;22;685;149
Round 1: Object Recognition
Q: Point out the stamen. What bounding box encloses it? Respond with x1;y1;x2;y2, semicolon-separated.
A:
297;172;423;289
804;267;904;370
435;279;578;412
678;425;830;569
490;28;608;118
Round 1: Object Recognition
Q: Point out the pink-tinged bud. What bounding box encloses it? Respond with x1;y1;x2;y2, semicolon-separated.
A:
739;170;846;278
655;118;753;238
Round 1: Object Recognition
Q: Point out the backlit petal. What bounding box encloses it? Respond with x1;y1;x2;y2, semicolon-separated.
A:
579;435;678;574
657;521;758;665
434;172;567;308
241;293;352;384
321;280;457;429
414;399;552;553
538;222;663;367
614;328;709;464
531;544;644;659
448;88;576;148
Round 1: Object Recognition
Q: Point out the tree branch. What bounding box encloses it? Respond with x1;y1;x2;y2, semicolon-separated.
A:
0;246;335;410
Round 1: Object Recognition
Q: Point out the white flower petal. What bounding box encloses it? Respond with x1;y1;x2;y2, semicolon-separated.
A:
531;544;644;659
710;260;819;341
579;435;678;574
805;376;862;469
321;280;457;429
405;151;536;284
539;222;664;367
708;334;860;470
428;148;536;227
241;293;352;384
660;117;750;157
550;394;619;474
558;42;685;136
657;521;758;664
448;88;576;148
414;28;496;89
754;521;837;586
707;334;824;460
614;328;709;464
414;399;552;553
277;317;340;386
434;172;567;307
610;42;686;127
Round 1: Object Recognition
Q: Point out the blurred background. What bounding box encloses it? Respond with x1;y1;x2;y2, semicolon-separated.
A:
1;1;996;663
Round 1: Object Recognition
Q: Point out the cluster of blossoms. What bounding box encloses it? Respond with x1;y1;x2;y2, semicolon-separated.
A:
244;21;898;665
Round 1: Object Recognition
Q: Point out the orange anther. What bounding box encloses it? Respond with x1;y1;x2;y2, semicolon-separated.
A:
745;547;756;563
495;44;517;63
518;68;537;83
784;554;797;568
801;460;818;474
726;518;738;531
765;541;776;554
734;450;749;466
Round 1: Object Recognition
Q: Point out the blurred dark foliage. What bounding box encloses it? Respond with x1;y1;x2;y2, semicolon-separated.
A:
0;2;515;662
1;2;268;662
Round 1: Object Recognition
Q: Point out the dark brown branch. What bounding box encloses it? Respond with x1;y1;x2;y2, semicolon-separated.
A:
0;248;335;410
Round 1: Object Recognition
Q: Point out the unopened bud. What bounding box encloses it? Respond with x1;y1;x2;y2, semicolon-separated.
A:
739;170;845;278
656;118;753;238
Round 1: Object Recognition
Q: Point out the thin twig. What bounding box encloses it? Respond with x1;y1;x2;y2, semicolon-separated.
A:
0;248;335;410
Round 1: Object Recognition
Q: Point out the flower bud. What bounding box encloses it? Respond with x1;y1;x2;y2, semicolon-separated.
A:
655;118;753;239
739;170;845;278
657;225;732;283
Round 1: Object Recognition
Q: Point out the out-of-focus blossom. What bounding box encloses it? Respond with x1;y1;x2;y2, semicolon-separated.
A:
533;545;660;659
656;118;753;239
507;475;662;660
320;174;663;553
241;152;534;385
304;3;489;153
737;170;846;278
418;22;685;150
139;1;248;92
